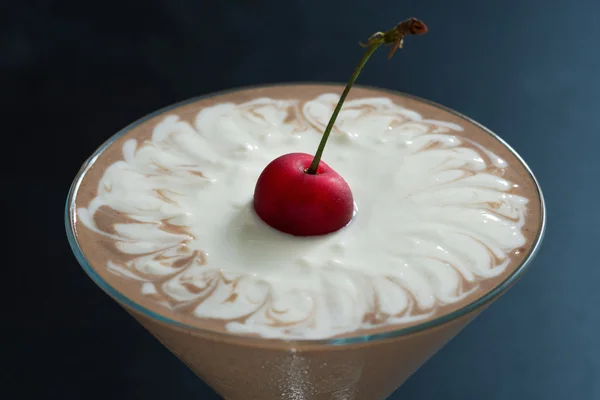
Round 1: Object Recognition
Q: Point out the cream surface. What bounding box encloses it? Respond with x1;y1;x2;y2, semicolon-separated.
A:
78;94;528;339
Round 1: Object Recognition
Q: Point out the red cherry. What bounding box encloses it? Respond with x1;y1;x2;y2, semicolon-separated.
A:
253;153;354;236
252;18;426;236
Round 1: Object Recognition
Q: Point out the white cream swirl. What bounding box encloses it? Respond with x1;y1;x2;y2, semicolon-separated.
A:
78;94;528;339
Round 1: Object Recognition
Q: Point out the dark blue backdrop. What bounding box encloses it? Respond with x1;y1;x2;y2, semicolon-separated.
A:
4;0;598;398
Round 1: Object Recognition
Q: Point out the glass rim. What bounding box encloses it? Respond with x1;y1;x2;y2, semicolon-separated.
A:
65;82;547;346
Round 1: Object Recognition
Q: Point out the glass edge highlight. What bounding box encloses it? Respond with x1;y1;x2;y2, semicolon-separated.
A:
64;82;547;346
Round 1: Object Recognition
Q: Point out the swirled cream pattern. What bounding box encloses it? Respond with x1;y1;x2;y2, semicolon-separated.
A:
78;94;528;339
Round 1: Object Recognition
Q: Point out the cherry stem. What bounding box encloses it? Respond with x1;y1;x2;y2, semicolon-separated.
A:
305;18;428;175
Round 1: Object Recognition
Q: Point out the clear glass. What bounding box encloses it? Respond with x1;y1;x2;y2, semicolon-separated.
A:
65;84;546;399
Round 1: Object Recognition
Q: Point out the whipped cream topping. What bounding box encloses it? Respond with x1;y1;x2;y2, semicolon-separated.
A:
78;94;529;339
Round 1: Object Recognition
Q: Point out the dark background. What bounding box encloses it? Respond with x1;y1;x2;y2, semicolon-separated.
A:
4;0;598;399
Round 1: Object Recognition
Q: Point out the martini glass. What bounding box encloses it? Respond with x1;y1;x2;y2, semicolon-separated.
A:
65;84;546;400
